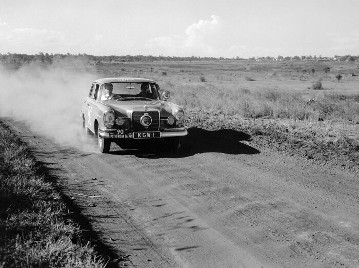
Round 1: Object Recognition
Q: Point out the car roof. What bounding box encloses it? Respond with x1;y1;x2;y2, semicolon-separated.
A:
93;77;156;84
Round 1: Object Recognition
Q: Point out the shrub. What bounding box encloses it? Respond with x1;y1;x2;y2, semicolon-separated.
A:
312;79;323;90
162;71;167;76
336;74;342;82
200;76;206;82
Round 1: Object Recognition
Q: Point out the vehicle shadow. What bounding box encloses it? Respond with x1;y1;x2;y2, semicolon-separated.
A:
111;127;260;158
180;127;259;155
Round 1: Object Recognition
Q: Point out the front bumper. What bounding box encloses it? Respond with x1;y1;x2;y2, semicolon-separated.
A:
98;127;188;139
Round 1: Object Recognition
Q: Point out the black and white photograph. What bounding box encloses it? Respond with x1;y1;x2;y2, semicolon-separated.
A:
1;0;359;267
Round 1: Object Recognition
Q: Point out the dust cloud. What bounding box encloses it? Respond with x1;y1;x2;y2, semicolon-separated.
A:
0;63;99;152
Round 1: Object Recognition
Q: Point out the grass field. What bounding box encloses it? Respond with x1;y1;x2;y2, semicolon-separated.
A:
0;121;105;267
96;59;359;169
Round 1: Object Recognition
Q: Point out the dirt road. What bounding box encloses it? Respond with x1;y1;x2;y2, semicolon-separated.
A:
5;118;359;267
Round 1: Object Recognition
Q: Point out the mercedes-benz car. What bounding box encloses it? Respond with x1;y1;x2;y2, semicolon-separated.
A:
81;77;187;153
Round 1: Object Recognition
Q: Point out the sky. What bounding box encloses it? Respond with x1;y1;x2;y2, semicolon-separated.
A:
0;0;358;58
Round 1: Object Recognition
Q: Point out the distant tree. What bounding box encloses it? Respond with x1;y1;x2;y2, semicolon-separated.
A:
336;74;342;82
323;67;330;74
311;68;315;75
44;53;52;64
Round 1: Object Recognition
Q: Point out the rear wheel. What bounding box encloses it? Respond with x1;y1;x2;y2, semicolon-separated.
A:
82;116;91;135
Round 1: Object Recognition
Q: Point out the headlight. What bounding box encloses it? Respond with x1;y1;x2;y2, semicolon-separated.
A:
167;116;175;125
174;110;185;126
103;110;115;128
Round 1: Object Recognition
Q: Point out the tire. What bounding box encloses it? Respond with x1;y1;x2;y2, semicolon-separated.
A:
97;130;111;153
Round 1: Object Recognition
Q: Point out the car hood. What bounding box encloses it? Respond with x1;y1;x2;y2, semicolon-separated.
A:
104;99;179;117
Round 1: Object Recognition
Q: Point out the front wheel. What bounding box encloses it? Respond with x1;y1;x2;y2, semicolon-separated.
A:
98;133;111;153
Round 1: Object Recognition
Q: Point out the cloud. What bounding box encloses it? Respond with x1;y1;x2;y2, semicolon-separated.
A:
145;15;222;56
184;15;220;48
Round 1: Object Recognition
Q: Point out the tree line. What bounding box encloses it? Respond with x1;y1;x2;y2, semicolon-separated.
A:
0;52;358;66
0;53;221;65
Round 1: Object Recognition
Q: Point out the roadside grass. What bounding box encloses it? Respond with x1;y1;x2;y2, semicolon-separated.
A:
176;84;359;168
171;83;359;124
0;122;105;267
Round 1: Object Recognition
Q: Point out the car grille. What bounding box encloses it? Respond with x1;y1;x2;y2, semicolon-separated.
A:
132;111;160;131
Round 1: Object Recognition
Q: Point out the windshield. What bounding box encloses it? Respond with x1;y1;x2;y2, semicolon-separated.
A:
100;82;160;101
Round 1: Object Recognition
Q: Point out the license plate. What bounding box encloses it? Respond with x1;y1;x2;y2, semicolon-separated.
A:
109;134;131;138
133;132;160;139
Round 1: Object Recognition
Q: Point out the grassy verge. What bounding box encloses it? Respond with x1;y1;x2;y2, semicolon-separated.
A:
0;121;105;267
173;82;359;171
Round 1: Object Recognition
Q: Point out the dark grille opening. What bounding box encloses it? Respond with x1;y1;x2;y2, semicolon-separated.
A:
132;111;160;131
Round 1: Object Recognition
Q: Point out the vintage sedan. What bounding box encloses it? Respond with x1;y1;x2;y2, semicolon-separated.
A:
81;77;187;153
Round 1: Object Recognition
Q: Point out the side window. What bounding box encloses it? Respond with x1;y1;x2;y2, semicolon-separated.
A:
94;84;100;100
89;84;94;97
150;83;159;99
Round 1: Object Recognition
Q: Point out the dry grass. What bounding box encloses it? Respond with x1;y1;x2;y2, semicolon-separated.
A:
109;60;359;168
0;122;105;267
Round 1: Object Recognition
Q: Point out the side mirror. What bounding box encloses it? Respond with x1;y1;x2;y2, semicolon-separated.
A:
161;90;170;100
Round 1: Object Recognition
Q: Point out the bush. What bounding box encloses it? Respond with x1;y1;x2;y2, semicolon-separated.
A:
336;74;342;82
312;79;323;90
200;76;206;82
